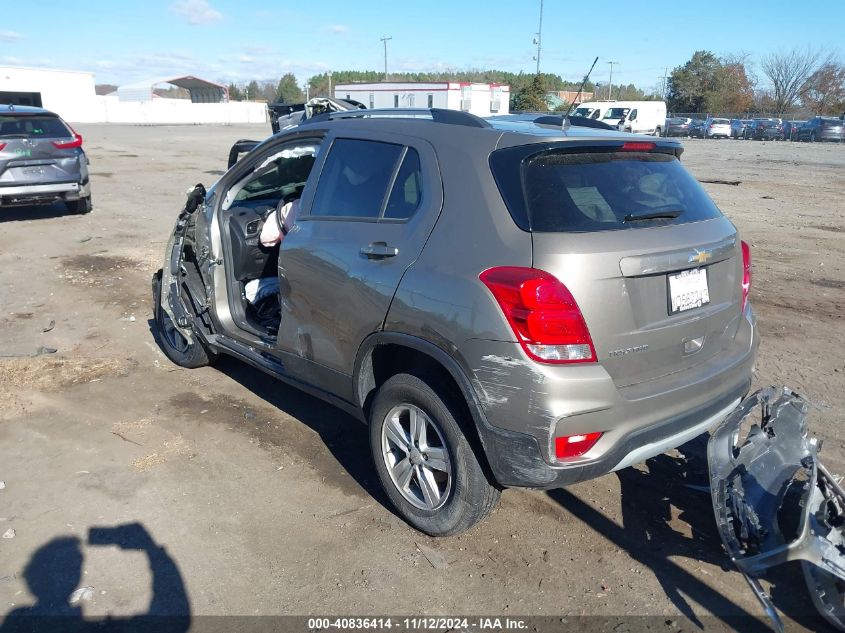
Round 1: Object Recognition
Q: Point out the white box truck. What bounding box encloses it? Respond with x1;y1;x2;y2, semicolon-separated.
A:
573;100;667;136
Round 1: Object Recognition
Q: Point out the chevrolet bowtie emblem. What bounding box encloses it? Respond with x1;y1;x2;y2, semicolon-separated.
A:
689;250;712;265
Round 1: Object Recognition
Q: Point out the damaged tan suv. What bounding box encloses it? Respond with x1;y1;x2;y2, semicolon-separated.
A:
154;108;758;536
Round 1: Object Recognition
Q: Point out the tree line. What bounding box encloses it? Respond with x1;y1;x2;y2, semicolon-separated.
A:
96;49;844;117
223;69;656;111
667;48;845;116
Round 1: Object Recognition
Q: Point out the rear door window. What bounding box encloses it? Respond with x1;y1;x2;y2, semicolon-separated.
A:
309;138;423;221
0;115;72;139
491;148;722;233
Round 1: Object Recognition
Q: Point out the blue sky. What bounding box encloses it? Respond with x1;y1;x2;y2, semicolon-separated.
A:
0;0;841;90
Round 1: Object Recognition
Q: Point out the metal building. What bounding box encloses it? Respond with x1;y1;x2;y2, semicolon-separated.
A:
116;76;229;103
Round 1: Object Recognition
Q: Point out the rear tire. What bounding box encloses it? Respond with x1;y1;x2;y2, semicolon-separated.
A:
67;195;92;214
152;270;215;368
369;372;500;536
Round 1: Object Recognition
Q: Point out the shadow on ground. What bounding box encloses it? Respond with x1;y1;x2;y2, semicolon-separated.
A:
212;355;394;515
0;202;80;223
1;522;190;632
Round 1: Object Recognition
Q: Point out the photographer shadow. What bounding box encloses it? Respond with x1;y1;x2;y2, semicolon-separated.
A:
2;522;190;633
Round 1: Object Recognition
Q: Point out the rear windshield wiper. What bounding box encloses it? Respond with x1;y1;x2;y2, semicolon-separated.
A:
0;133;30;139
623;209;683;222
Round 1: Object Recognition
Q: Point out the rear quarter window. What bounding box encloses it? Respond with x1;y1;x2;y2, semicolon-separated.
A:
0;115;72;139
491;147;722;233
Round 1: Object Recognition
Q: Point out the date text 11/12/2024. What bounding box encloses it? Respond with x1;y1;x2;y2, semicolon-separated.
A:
307;617;529;630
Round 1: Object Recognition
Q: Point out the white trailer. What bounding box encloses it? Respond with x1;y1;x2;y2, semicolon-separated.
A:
333;82;510;118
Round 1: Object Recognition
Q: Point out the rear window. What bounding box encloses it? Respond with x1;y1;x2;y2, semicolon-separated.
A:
713;118;730;124
0;115;72;139
491;148;721;233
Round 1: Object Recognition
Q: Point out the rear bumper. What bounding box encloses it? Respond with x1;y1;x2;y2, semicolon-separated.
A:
464;306;759;488
478;379;748;488
0;180;89;206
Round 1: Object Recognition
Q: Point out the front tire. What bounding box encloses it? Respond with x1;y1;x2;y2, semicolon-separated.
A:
369;372;500;536
152;270;215;368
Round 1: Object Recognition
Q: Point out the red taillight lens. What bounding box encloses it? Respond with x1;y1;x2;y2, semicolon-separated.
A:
620;141;654;151
555;432;602;459
479;267;596;364
741;240;751;311
0;142;6;151
52;132;83;149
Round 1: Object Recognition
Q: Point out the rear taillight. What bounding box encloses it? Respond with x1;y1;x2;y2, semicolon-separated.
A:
741;240;751;311
620;141;654;151
0;142;6;151
555;432;602;459
479;267;596;364
52;132;83;149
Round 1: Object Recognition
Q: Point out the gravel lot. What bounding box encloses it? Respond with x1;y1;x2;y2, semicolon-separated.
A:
1;125;843;631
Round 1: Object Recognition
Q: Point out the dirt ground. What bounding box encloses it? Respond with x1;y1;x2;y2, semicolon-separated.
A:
1;125;843;631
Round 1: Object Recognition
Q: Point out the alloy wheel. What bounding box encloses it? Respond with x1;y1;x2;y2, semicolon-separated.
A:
381;404;453;510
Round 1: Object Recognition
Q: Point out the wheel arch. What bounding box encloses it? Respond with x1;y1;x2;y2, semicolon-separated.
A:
353;333;477;416
353;333;498;474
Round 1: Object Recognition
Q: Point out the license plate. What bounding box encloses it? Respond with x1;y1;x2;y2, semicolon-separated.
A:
668;268;709;314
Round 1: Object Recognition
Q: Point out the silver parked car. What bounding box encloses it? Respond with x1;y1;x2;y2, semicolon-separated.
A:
153;109;758;535
0;104;92;213
704;117;732;138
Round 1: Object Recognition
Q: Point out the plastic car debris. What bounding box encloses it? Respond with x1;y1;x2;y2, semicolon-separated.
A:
708;386;845;632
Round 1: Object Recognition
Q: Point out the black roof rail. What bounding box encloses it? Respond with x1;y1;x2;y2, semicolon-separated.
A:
305;107;491;128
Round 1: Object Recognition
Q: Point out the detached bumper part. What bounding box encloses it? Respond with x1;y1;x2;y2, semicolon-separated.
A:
708;387;845;632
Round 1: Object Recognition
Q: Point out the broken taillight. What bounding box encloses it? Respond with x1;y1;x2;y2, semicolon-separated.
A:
52;132;83;149
555;432;602;459
741;240;751;310
479;267;596;364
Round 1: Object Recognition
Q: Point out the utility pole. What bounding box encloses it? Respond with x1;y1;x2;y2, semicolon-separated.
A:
658;67;669;100
606;61;619;100
380;36;392;82
327;70;333;97
532;0;544;74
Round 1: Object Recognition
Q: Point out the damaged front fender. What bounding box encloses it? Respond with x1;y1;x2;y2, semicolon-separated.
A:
708;386;845;631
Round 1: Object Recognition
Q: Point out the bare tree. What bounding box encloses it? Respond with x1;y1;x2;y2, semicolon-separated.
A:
801;61;845;114
760;48;827;115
